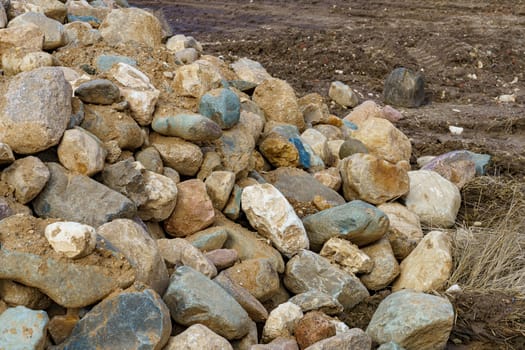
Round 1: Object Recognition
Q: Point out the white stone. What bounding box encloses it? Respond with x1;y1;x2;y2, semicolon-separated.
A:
449;125;463;135
301;128;330;165
231;57;272;85
45;221;97;259
261;302;303;343
320;237;374;275
57;127;107;176
404;170;461;228
172;60;222;98
242;183;309;258
204;170;236;211
164;324;232;350
8;12;66;50
24;0;67;23
157;238;217;278
166;34;203;53
329;81;359;107
109;63;160;126
393;231;452;292
138;170;178;222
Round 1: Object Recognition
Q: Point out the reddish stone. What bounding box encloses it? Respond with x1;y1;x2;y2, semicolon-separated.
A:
294;311;336;350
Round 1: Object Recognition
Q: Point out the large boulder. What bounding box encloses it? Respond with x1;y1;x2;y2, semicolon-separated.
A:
99;8;162;47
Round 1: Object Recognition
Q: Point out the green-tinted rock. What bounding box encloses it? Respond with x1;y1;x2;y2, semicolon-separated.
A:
95;55;136;72
59;288;171;350
163;266;251;340
185;227;229;251
303;200;389;251
339;138;368;159
152;112;222;141
199;88;241;129
383;67;425;108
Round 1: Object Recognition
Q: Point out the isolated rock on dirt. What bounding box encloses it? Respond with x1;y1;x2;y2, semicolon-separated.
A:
383;67;425;108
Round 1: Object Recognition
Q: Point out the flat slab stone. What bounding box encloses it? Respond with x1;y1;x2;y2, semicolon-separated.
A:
0;306;49;350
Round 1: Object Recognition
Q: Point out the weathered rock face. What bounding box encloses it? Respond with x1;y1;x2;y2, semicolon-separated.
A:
164;324;233;350
0;215;135;308
320;237;374;275
97;219;169;295
231;57;272;85
0;67;72;154
303;200;390;251
163;266;252;340
404;170;461;228
33;163;136;228
157;237;217;278
383;67;425;108
360;238;400;291
0;306;49;350
206;248;238;270
149;132;203;176
377;202;423;260
339;153;410;205
392;231;452;292
199;87;241;129
185;226;228;251
164;179;215;237
59;288;171;350
242;183;309;257
64;21;102;46
0;280;51;310
1;156;50;204
329;81;359;107
57;127;107;176
205;170;236;211
172;60;222;98
295;311;337;349
288;290;344;316
261;302;303;343
8;11;66;50
137;170;178;222
284;250;369;311
99;8;162;47
350;117;411;164
152;111;222;141
101;159;148;207
366;290;454;350
253;78;305;130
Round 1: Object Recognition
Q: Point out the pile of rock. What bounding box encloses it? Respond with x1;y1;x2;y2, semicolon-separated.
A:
0;1;491;349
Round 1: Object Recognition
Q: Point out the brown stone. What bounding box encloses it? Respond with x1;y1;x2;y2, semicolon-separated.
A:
48;313;79;345
360;238;400;291
295;311;336;350
206;248;239;270
223;258;280;302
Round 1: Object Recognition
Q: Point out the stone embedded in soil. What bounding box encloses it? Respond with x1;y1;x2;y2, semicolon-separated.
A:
0;67;71;154
350;116;411;164
109;62;160;126
288;290;344;316
215;214;285;273
383;67;425;108
284;250;369;311
302;200;390;251
44;221;97;259
221;258;281;302
393;230;452;292
320;237;374;275
263;167;345;211
262;302;303;344
96;54;137;72
199;87;242;129
329;81;359;107
149;132;203;176
8;11;66;50
137;170;178;222
164;324;233;350
231;57;272;85
359;238;400;291
0;306;49;350
304;328;372;350
366;290;454;350
295;311;337;349
205;170;236;211
172;60;222;98
214;271;269;322
99;7;162;47
33;162;136;228
339;153;410;205
97;219;169;295
74;79;120;105
157;237;217;278
57;127;107;176
0;280;51;310
59;288;171;350
0;214;135;308
164;179;215;237
242;183;309;257
206;248;238;270
151;111;223;141
253;78;305;130
404;170;461;228
185;226;229;251
377;202;423;260
1;156;50;204
163;266;251;340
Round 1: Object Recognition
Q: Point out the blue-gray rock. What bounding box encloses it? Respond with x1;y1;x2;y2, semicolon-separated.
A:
69;97;85;129
213;122;256;176
0;214;135;308
223;184;242;220
152;112;222;141
74;79;120;105
59;288;171;350
0;306;49;350
284;250;369;311
67;15;102;27
366;290;454;350
162;266;251;340
422;150;490;176
0;67;72;154
199;88;241;129
33;162;137;228
185;226;229;251
95;54;137;72
101;159;148;207
303;200;389;251
383;67;425;108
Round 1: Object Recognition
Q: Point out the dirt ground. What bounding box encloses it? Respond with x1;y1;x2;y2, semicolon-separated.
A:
126;1;525;348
